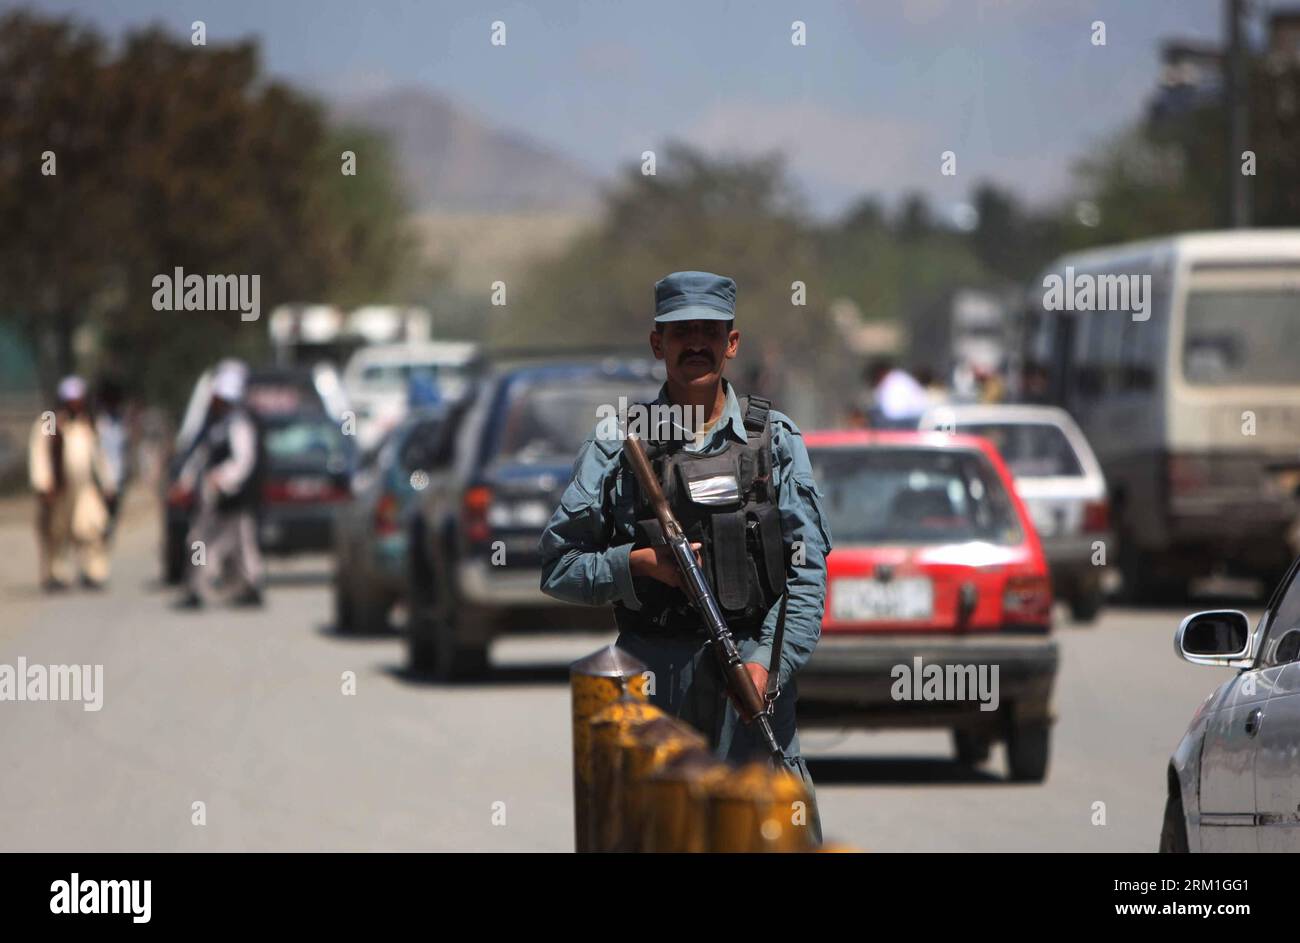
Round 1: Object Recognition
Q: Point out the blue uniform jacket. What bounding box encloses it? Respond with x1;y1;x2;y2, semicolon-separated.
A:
539;380;831;687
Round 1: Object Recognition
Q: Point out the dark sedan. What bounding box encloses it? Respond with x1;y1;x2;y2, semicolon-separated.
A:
405;357;663;679
162;364;353;580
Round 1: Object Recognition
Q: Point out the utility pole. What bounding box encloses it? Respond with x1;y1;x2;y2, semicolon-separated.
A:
1225;0;1252;228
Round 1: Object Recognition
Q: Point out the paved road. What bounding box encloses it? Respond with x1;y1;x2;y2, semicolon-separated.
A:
0;496;1253;851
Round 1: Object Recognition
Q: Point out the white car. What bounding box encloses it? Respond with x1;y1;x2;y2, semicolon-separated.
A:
1164;556;1300;851
918;404;1112;621
341;342;480;451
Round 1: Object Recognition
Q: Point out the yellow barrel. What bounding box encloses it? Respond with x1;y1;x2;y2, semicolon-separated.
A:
708;762;813;853
617;716;707;852
640;749;732;853
588;698;663;853
570;646;647;853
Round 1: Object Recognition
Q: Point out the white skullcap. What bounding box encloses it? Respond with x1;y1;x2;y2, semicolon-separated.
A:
214;357;248;379
57;375;87;402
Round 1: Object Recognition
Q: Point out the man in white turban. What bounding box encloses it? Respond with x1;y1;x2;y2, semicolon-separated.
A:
29;375;117;590
172;363;264;608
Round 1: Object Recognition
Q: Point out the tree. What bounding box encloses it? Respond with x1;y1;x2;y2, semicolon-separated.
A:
1064;45;1300;245
506;143;828;355
0;13;116;381
0;12;420;408
970;183;1065;282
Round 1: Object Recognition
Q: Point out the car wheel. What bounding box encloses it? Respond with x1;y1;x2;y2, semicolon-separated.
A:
404;580;439;673
952;730;992;766
332;570;354;632
431;609;489;683
406;532;438;675
349;575;391;634
164;529;186;585
1158;789;1189;853
406;622;438;675
1006;721;1050;782
1068;588;1103;623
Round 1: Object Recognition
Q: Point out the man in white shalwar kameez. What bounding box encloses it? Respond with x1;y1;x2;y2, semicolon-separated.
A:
29;376;116;590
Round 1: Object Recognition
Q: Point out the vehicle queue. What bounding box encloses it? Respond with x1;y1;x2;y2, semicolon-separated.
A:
145;230;1300;852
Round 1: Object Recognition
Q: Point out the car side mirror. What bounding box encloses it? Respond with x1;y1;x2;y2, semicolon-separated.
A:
1175;610;1252;666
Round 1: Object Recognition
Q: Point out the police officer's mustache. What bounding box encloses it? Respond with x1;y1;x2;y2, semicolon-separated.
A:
679;348;714;366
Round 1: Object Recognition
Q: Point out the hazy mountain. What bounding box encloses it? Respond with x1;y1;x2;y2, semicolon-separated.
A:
331;87;601;213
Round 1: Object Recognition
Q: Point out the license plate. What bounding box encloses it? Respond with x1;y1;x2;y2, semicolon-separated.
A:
831;577;933;622
1028;503;1069;537
285;476;328;499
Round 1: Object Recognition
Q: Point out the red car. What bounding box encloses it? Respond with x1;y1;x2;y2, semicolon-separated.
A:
797;430;1059;782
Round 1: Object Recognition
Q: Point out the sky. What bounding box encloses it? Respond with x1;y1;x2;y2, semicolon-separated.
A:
17;0;1241;217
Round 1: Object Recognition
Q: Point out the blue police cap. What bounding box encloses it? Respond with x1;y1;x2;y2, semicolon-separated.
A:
653;271;736;323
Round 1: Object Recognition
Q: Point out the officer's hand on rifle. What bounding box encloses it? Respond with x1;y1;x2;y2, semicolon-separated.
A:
629;542;702;589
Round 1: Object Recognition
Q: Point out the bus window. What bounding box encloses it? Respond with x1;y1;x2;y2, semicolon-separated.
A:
1182;279;1300;386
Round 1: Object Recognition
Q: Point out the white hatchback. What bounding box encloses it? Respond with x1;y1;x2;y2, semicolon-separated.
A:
341;342;480;451
919;403;1112;622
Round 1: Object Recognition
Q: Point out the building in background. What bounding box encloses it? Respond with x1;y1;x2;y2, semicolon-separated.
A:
1149;40;1226;123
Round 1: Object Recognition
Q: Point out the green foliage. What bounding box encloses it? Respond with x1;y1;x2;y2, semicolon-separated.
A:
820;191;993;321
0;11;418;409
504;143;826;351
508;147;1003;377
1061;56;1300;249
1063;126;1218;250
1249;60;1300;225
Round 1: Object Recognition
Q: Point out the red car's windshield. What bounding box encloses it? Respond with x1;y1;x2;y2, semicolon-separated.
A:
809;446;1023;546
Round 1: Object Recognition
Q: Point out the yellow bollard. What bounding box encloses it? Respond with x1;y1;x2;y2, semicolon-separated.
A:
640;748;732;853
708;762;813;853
617;716;707;852
570;646;647;853
588;697;664;853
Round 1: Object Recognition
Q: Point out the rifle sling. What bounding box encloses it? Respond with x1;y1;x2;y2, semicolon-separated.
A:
765;591;787;706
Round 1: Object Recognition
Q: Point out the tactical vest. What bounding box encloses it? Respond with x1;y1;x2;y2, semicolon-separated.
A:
204;408;264;513
612;395;787;636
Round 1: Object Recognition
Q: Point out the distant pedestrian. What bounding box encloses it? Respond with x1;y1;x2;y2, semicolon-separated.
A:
95;379;130;540
863;358;929;427
172;365;264;609
976;366;1006;404
29;376;116;591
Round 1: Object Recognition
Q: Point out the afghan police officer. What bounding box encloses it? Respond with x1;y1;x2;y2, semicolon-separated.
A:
173;364;265;609
540;271;832;844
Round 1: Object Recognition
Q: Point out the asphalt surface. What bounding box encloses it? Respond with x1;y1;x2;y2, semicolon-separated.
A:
0;494;1255;851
